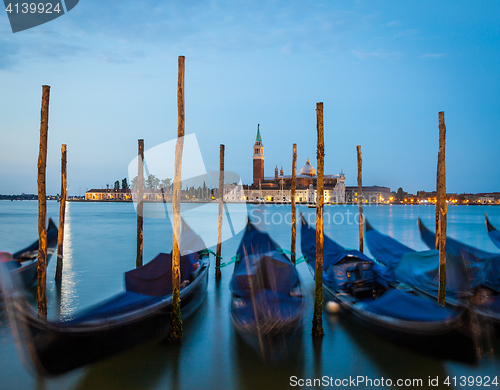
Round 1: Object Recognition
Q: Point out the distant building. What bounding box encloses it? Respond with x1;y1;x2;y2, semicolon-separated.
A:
242;126;346;203
85;188;132;201
345;186;391;204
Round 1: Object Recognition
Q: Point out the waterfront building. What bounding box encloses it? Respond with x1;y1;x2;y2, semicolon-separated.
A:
85;188;132;201
344;186;392;204
243;126;346;203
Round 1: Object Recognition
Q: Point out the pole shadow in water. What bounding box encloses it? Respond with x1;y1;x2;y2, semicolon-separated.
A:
312;327;324;380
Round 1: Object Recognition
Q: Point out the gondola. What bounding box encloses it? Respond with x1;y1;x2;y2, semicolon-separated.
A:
301;215;478;362
1;218;58;289
229;220;304;357
486;215;500;251
0;219;210;376
417;218;500;332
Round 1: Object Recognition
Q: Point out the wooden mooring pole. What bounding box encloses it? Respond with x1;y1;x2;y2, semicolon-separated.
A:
437;111;447;306
55;144;67;282
216;144;225;279
357;145;363;253
435;148;441;250
37;85;50;318
168;55;185;341
291;143;297;264
136;139;144;268
312;102;325;337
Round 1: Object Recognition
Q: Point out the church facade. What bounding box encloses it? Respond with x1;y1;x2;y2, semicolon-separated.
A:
239;127;346;203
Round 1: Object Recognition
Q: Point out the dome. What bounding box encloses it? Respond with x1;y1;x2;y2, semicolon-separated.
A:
300;159;316;176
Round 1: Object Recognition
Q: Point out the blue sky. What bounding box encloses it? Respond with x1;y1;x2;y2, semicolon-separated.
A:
1;0;500;195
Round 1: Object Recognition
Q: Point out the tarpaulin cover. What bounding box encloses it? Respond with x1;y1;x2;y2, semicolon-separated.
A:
479;295;500;315
232;290;304;325
488;229;500;251
65;292;163;324
300;217;389;287
419;219;499;289
230;222;300;298
419;219;494;261
125;253;196;297
365;220;415;270
395;250;484;293
362;288;458;322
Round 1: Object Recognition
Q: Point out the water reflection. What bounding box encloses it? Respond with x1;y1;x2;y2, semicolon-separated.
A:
59;202;79;318
72;339;174;390
2;203;500;389
233;329;306;390
338;315;450;388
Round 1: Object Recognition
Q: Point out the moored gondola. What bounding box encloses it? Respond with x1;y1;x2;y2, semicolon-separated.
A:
301;215;478;363
1;218;58;289
0;219;210;376
417;218;500;333
486;215;500;251
229;220;304;359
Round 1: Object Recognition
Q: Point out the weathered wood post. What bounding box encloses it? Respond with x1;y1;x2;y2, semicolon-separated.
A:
437;111;447;305
55;144;67;282
357;145;363;253
136;139;144;268
216;144;225;279
291;143;297;264
168;55;185;341
434;142;441;250
312;102;325;337
37;85;50;318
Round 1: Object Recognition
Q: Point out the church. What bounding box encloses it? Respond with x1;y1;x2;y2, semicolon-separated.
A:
236;126;346;203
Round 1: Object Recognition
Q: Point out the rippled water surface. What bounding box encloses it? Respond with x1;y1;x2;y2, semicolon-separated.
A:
1;201;500;390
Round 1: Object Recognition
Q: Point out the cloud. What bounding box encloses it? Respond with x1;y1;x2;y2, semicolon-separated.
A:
351;49;402;61
386;20;400;27
421;53;447;58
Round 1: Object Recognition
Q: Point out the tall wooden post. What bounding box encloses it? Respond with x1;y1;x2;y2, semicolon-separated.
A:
216;145;225;279
37;85;50;318
291;143;297;264
55;144;67;282
437;111;447;305
136;139;144;268
435;148;441;250
168;55;185;341
312;102;325;337
357;145;363;253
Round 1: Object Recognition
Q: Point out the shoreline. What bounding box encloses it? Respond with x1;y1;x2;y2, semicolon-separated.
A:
1;199;499;206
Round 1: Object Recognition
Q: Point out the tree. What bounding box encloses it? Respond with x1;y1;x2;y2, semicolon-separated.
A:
145;174;159;189
160;178;172;189
114;180;120;190
122;178;128;190
130;176;138;189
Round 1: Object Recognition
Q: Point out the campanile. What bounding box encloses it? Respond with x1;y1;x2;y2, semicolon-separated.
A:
253;124;264;186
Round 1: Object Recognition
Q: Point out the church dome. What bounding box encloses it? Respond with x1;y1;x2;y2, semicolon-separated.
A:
300;159;316;176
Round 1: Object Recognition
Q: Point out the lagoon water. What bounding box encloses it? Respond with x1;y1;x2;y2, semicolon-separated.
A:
1;201;500;390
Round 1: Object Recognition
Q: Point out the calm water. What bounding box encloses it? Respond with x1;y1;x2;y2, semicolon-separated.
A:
1;201;500;390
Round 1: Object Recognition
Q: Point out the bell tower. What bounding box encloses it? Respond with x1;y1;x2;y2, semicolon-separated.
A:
253;124;264;186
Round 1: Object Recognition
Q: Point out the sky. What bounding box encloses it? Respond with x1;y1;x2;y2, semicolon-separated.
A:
1;0;500;195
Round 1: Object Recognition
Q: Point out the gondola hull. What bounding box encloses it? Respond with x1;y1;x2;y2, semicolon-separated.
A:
5;258;209;376
229;221;305;359
321;278;478;364
302;216;479;363
8;218;58;289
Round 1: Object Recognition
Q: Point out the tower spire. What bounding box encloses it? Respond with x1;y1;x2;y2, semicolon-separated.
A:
256;124;262;142
253;124;264;186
